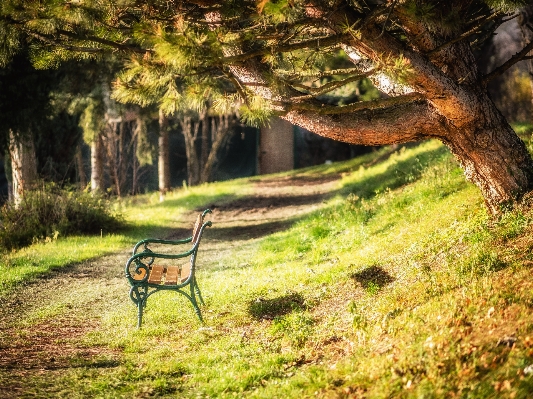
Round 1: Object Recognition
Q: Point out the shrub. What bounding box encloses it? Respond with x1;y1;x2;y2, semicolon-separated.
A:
0;183;125;250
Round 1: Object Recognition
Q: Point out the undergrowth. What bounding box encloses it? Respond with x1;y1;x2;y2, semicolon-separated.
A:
0;182;125;249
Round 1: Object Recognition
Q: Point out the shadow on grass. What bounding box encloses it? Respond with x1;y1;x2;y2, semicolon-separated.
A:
208;218;303;241
212;193;333;213
351;265;395;289
248;292;306;320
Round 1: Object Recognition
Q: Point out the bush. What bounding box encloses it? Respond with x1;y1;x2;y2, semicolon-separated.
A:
0;183;125;250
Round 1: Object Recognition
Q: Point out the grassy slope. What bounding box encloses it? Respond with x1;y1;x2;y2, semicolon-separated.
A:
2;139;533;398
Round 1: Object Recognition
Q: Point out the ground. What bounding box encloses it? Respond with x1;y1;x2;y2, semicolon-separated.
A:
0;171;342;397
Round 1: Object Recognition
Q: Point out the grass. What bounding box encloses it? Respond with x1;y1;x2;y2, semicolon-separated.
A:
2;139;533;398
0;180;246;297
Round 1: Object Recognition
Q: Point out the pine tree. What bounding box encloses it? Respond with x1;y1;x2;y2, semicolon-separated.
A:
2;0;533;213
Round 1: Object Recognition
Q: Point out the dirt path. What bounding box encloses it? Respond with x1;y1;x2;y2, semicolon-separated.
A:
0;172;343;395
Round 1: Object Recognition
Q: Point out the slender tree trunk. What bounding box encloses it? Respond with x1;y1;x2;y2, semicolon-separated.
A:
200;113;237;183
158;108;171;201
75;144;87;189
200;112;210;172
90;133;104;192
132;129;139;196
118;121;128;195
519;3;533;118
104;123;122;197
8;130;37;206
181;116;201;186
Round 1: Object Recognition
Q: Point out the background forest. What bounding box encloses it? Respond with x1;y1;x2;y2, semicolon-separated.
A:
0;2;532;250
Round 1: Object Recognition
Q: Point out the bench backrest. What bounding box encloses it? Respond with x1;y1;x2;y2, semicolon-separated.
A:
191;214;203;245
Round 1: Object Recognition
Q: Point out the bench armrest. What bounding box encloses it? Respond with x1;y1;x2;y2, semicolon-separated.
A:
132;209;212;255
125;246;195;283
132;237;192;255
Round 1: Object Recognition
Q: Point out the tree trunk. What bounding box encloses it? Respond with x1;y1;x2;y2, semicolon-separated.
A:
441;90;533;214
181;115;201;187
132;131;139;196
75;144;88;190
90;133;104;192
200;113;237;183
158;108;171;201
200;112;210;173
118;121;128;195
104;123;122;197
9;130;37;206
519;3;533;117
207;8;533;214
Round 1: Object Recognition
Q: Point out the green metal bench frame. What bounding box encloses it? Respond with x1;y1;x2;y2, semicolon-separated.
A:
125;209;212;328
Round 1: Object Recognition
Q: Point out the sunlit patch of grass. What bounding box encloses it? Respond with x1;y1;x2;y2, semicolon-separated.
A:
5;140;533;398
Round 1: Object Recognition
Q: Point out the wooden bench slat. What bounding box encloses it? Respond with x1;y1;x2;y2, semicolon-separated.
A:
148;265;164;284
165;266;179;285
180;262;191;283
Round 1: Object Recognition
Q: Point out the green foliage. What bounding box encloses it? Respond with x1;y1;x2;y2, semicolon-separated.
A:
134;116;154;166
483;0;528;12
0;20;20;67
259;0;304;24
239;95;274;127
0;183;125;250
78;97;104;143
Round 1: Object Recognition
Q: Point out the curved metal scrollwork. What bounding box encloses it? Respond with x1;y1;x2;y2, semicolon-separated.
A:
129;285;147;306
141;247;155;266
125;249;154;283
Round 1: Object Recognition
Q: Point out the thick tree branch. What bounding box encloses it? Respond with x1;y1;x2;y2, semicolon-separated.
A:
282;99;450;146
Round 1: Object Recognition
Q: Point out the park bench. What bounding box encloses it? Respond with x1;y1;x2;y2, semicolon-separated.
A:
125;209;212;328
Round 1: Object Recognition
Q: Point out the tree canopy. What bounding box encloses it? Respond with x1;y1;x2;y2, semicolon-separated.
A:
2;0;533;212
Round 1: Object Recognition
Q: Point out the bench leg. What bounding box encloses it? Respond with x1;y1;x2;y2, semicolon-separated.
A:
137;299;145;329
188;284;204;323
130;285;148;328
193;277;205;306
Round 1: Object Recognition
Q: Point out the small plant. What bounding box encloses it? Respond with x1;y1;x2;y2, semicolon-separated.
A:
0;182;125;250
348;300;368;331
270;312;315;349
496;210;529;240
458;250;506;279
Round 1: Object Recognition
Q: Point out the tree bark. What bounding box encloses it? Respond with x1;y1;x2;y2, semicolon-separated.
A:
75;144;87;189
200;113;237;183
9;130;37;206
158;108;171;201
181;115;202;187
90;133;104;192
